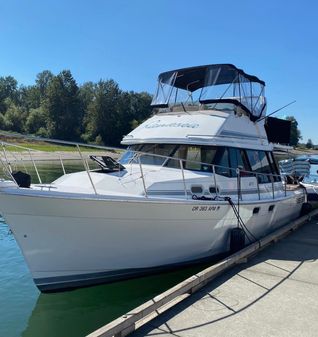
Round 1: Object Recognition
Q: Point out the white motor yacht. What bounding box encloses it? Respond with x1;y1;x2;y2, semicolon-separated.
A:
0;64;306;292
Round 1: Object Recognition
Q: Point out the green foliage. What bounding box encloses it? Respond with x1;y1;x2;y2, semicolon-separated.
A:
83;81;152;146
84;80;122;145
44;70;83;140
285;116;302;146
0;76;18;113
306;139;313;149
36;70;54;97
3;100;26;133
25;107;47;134
0;70;153;146
18;85;41;110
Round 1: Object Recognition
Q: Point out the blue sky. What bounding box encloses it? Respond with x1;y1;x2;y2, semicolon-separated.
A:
0;0;317;143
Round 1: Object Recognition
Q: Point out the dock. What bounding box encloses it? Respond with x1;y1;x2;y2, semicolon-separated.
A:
87;210;318;337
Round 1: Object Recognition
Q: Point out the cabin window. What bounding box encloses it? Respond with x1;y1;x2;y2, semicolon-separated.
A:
245;150;272;183
191;185;203;194
185;146;202;171
139;144;177;166
228;148;252;177
121;145;279;182
214;147;231;177
166;145;217;171
267;152;281;182
120;144;178;166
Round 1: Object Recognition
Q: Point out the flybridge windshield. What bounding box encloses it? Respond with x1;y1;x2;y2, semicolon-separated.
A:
151;64;266;121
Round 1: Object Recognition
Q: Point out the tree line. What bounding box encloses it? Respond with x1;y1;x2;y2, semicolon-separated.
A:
0;71;308;148
0;70;153;146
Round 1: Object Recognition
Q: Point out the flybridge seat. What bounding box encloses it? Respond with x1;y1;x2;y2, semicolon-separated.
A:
279;159;310;184
151;64;266;122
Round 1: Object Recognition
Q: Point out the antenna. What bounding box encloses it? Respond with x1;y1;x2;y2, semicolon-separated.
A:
257;100;296;123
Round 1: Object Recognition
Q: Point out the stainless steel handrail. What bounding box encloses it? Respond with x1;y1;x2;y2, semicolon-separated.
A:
76;144;97;195
0;140;286;201
59;154;66;175
179;159;188;199
28;149;42;184
134;151;284;201
138;155;148;197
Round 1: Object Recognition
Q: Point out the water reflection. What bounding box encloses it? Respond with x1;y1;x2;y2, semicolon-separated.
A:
0;220;39;337
1;211;207;337
22;266;205;337
1;160;209;337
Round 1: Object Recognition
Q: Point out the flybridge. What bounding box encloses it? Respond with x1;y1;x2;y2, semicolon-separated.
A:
151;64;267;122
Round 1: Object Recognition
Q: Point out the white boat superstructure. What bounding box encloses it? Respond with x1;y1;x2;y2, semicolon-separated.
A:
0;64;306;292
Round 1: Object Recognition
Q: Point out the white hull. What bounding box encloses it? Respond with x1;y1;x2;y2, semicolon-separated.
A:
0;188;304;291
0;64;309;292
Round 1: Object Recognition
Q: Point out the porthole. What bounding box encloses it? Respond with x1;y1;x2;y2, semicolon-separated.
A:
268;205;275;212
191;185;203;194
209;186;216;193
253;207;260;215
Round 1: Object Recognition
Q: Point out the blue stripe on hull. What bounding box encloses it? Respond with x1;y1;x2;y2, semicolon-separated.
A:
35;252;229;293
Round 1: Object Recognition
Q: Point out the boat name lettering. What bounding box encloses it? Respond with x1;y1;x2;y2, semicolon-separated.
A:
144;122;199;129
192;205;220;212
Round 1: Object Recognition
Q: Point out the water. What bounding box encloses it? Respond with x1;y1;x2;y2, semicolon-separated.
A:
307;164;318;183
0;160;206;337
303;155;318;183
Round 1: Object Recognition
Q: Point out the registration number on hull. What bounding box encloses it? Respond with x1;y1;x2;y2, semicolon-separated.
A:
192;205;221;212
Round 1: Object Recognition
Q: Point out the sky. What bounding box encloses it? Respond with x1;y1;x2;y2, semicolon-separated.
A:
0;0;317;143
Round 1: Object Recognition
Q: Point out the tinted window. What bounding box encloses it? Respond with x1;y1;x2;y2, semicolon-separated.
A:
166;145;217;171
121;144;177;166
246;150;272;183
229;148;252;177
185;146;202;171
214;147;231;177
267;152;281;182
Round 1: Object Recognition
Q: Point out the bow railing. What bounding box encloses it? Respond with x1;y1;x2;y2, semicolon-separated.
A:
0;139;286;200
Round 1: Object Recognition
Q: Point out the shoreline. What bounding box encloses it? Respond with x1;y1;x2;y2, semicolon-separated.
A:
0;146;317;163
0;150;120;162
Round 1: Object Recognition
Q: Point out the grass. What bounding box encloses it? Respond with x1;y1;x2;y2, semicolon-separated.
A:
0;134;120;153
4;142;106;152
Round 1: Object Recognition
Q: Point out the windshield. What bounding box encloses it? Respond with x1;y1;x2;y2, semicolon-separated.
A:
119;144;226;173
119;144;280;182
119;144;178;166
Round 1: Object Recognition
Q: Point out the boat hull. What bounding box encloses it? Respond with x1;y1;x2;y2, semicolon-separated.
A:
0;189;304;292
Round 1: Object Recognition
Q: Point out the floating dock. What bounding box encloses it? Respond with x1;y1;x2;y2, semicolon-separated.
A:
87;209;318;337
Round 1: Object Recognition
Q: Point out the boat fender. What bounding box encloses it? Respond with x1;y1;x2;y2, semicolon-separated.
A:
300;202;312;216
12;171;31;188
230;227;245;253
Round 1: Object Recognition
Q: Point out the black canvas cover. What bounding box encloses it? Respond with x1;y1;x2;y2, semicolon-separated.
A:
159;64;265;92
151;63;266;121
265;117;291;145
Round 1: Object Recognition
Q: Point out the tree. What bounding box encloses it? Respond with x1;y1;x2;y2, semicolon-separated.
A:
25;107;48;134
306;139;313;149
18;85;41;111
83;83;153;146
0;76;18;113
3;99;27;133
0;69;153;143
79;82;96;134
285;116;302;146
45;70;83;140
128;91;152;125
84;79;123;145
36;70;54;98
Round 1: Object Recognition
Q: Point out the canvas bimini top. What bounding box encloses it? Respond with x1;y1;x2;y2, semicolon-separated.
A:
151;64;267;121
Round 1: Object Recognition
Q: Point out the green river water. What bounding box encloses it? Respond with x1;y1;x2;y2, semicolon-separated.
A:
0;161;206;337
